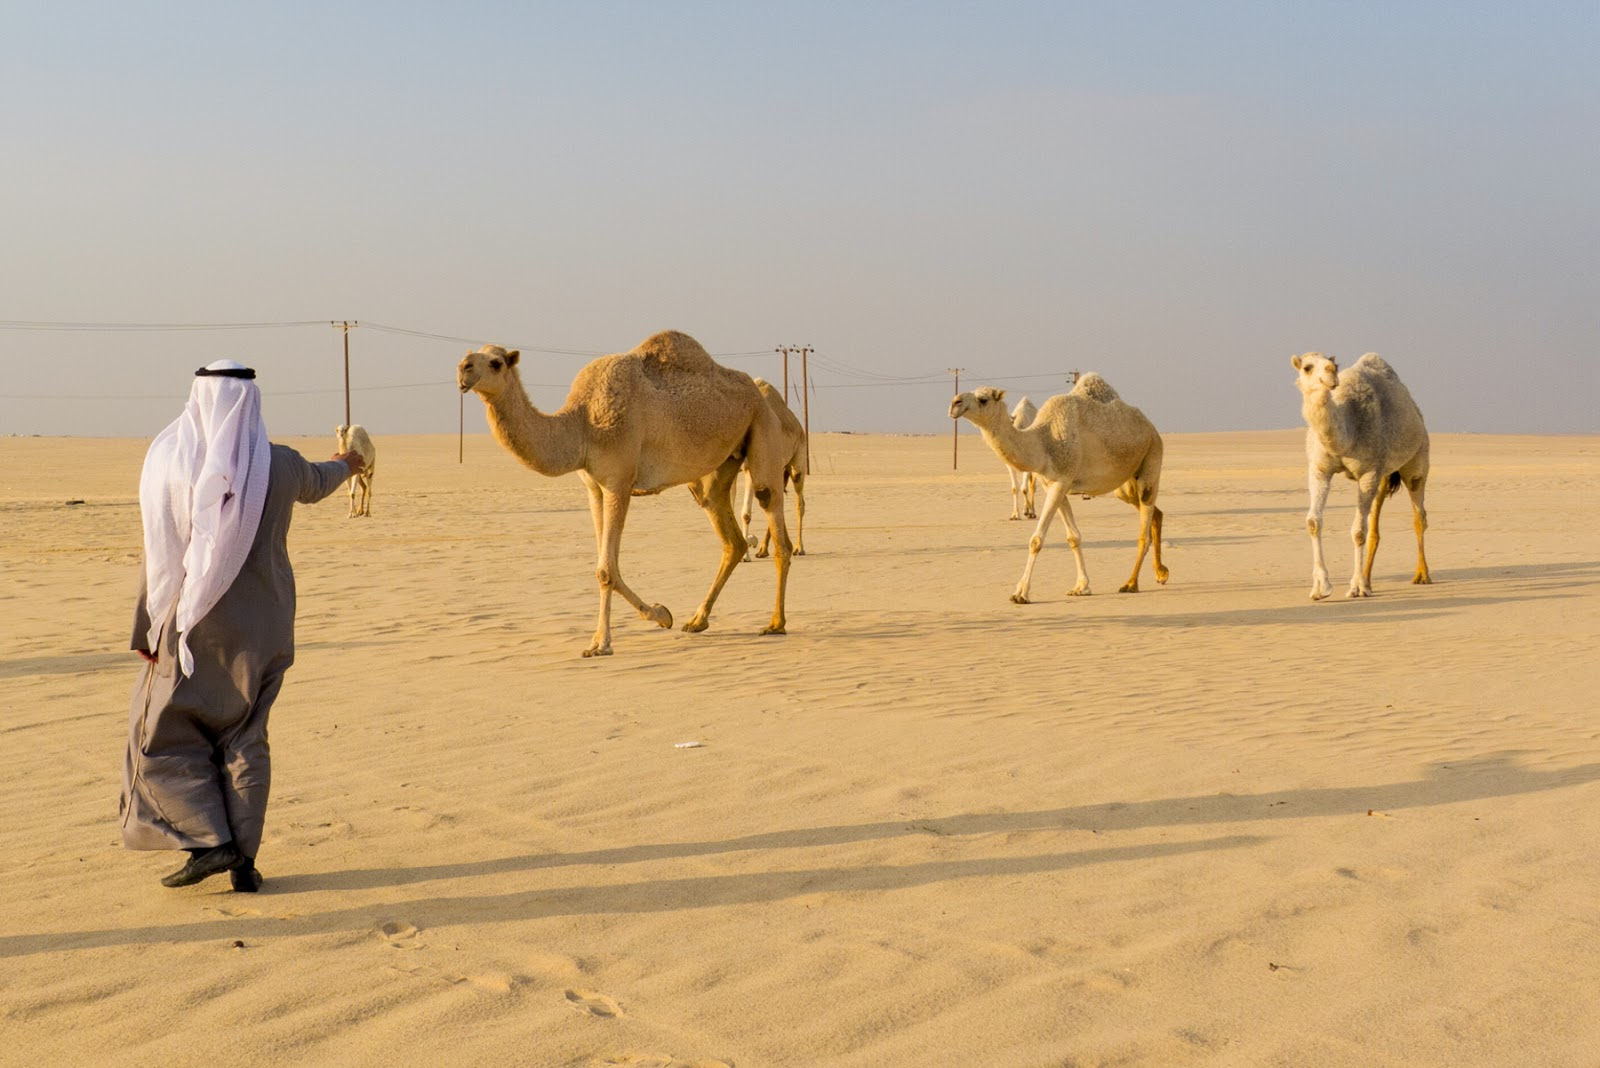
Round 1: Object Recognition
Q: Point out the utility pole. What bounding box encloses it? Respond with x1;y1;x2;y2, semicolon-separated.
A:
1068;368;1081;387
797;345;812;474
775;345;791;406
331;320;359;426
948;367;965;469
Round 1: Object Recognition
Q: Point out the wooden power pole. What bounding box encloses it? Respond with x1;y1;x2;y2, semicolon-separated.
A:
948;367;965;469
331;320;359;425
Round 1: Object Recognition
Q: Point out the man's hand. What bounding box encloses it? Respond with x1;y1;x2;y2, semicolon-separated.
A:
136;650;158;664
333;451;367;476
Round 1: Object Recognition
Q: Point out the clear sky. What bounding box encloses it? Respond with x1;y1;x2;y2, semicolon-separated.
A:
2;2;1595;438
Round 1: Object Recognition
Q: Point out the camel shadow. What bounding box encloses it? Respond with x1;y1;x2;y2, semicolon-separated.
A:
0;650;132;679
1115;589;1585;628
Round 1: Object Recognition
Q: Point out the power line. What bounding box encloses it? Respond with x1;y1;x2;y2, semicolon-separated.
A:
0;319;327;331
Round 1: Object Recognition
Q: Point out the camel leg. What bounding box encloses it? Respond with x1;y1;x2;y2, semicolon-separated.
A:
1359;476;1394;595
1306;468;1334;600
1056;494;1091;596
683;459;750;634
346;479;357;518
1008;468;1023;520
1151;506;1169;584
1012;479;1066;604
1347;473;1382;598
586;488;673;657
1405;475;1431;584
739;470;757;560
791;468;806;556
757;477;793;634
1119;494;1157;593
1025;473;1037;520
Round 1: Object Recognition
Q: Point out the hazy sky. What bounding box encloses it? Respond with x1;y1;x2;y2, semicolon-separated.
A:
3;2;1596;438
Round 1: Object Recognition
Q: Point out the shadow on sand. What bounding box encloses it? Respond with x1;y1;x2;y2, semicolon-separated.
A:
7;753;1596;958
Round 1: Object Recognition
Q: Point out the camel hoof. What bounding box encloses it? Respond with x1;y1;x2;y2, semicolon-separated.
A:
1068;587;1092;597
760;624;786;636
795;547;805;556
1347;587;1371;599
1010;593;1030;605
581;646;613;658
755;548;770;559
644;604;673;629
1118;582;1138;593
1156;568;1170;585
1413;574;1432;585
682;618;710;634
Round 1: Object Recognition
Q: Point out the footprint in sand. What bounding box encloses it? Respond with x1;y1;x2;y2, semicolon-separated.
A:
565;988;623;1018
377;921;424;950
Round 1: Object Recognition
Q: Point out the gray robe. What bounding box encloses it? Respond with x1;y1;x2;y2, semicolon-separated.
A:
121;444;349;858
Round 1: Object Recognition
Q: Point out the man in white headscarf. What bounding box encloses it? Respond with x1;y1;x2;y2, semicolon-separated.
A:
123;360;366;892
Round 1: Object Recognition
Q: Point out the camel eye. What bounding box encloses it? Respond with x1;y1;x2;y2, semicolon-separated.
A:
489;359;502;370
978;396;989;405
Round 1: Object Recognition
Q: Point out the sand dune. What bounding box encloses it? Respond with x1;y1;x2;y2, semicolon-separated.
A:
2;430;1597;1067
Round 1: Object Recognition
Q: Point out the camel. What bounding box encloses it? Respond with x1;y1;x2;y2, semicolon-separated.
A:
739;378;806;560
1292;352;1430;600
334;424;376;517
950;374;1167;603
1006;395;1039;520
457;330;794;657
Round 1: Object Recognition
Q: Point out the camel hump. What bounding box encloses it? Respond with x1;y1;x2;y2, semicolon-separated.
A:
1352;352;1395;378
632;330;719;373
1071;372;1121;404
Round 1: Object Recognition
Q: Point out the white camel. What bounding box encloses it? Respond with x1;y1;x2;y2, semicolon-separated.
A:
1292;352;1431;599
1006;395;1039;520
950;375;1167;602
458;331;794;657
334;424;377;517
739;378;807;560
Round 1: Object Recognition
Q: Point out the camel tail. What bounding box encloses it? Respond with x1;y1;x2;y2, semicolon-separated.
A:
1386;471;1401;493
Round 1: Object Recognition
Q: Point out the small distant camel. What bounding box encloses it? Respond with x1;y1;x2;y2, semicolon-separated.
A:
1292;352;1430;599
1006;395;1039;520
457;331;794;657
335;424;376;517
950;374;1167;602
739;378;807;560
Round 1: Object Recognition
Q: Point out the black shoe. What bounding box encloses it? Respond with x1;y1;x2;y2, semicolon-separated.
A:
230;862;263;893
160;843;242;888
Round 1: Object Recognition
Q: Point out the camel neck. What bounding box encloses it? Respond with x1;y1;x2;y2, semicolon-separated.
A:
484;374;585;477
979;419;1047;474
1302;389;1354;455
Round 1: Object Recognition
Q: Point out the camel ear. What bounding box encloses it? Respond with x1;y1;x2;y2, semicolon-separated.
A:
504;350;520;367
994;388;1006;403
1291;354;1303;369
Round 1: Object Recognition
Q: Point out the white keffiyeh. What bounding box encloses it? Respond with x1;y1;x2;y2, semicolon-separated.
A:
138;360;271;677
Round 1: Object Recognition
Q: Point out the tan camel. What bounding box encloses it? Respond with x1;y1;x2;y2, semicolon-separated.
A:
457;330;794;656
950;374;1167;602
1292;352;1430;599
739;378;806;560
334;424;376;517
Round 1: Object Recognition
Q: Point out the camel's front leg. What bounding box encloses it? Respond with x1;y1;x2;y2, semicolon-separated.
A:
1012;480;1066;603
586;488;673;657
1347;473;1382;598
1024;473;1038;519
1306;468;1334;600
1008;468;1024;520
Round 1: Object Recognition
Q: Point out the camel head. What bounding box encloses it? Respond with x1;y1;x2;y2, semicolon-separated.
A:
949;386;1007;424
334;424;351;450
1291;352;1339;394
458;345;521;399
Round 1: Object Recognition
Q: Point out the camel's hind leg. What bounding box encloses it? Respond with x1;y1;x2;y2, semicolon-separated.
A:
790;468;806;556
1405;473;1431;584
1024;472;1038;519
586;484;673;657
739;469;758;560
1115;480;1161;593
1348;472;1385;598
1008;468;1024;520
684;456;753;634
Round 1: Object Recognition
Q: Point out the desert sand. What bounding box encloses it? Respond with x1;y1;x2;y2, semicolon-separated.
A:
1;429;1597;1068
